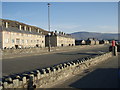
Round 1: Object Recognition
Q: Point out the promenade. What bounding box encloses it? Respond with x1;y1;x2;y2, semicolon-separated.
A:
52;53;119;88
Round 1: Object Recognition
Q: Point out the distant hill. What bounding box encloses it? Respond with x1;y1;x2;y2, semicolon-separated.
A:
71;31;118;40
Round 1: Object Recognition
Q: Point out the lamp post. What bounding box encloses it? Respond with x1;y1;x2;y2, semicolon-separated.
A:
48;3;51;52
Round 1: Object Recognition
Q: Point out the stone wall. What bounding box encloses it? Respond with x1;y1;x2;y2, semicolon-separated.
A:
1;52;112;89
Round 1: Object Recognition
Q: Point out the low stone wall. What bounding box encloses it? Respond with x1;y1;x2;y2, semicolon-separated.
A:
1;52;112;89
2;44;107;59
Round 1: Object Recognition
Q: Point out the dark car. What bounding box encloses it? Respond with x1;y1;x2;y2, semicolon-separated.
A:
109;45;120;52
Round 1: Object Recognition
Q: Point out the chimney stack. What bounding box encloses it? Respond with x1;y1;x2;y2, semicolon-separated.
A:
51;31;54;35
19;25;22;30
24;26;27;31
40;32;43;34
29;27;31;32
59;31;61;34
37;29;40;33
55;30;57;33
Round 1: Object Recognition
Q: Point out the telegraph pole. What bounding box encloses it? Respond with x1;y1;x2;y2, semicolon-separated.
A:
48;3;51;52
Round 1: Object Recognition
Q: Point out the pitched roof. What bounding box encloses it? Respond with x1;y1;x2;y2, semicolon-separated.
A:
1;19;49;35
46;33;74;39
2;27;45;36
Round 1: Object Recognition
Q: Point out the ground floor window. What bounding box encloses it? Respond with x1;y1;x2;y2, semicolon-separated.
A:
12;39;15;43
5;39;9;43
37;40;39;44
26;40;29;43
16;39;20;44
22;39;24;43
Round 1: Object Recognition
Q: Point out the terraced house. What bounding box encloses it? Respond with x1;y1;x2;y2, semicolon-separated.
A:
0;19;48;49
45;31;75;47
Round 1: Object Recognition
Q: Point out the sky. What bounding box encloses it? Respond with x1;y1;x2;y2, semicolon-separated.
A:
1;0;120;2
2;2;118;34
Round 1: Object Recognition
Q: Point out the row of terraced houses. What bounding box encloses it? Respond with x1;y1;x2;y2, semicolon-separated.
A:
0;19;75;49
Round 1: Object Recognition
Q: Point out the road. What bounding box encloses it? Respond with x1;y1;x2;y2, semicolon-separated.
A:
52;53;119;88
2;45;109;76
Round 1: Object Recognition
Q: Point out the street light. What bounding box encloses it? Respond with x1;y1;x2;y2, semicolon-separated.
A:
48;3;51;52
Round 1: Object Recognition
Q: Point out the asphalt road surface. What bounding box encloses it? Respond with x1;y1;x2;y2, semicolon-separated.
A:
52;53;119;88
2;45;109;76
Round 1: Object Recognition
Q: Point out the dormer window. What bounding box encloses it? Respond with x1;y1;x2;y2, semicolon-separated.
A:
37;29;40;33
29;27;31;32
21;26;24;30
19;25;22;30
5;22;8;28
40;31;42;34
24;26;26;31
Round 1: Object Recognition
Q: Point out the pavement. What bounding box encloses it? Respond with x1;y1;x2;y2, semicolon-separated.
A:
2;45;109;76
52;53;119;88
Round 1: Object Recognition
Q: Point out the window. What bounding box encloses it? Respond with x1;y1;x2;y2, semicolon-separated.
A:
26;40;28;43
16;39;20;44
5;39;9;43
21;26;24;30
22;39;24;43
12;39;15;43
37;40;39;43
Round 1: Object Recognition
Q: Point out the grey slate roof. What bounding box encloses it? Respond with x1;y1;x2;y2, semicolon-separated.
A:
1;19;49;35
46;33;74;39
2;27;44;36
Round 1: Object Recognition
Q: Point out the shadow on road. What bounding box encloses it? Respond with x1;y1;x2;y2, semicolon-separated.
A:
69;68;119;88
56;52;99;56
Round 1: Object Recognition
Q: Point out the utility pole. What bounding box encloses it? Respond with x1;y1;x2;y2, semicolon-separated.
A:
48;3;51;52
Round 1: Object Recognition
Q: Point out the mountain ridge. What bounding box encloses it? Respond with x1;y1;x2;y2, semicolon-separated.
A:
71;31;118;40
